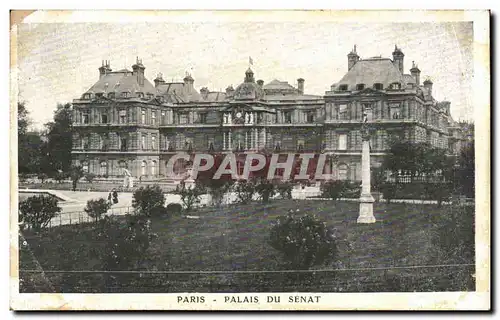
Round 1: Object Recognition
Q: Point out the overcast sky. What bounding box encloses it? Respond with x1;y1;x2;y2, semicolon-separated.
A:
16;19;473;128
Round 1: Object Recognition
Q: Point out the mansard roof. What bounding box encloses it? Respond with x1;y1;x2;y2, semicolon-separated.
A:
84;70;156;96
332;58;407;91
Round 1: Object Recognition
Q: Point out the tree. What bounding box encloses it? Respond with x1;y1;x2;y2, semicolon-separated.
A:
175;181;204;212
69;165;85;191
17;102;44;174
44;103;73;173
19;195;61;231
84;198;110;222
132;185;166;216
458;141;475;198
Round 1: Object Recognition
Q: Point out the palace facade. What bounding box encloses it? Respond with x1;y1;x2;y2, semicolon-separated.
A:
72;46;463;181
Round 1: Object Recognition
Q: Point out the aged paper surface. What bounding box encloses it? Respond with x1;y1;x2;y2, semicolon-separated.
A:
10;10;490;311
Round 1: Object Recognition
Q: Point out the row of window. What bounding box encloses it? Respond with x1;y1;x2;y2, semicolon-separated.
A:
82;92;155;100
82;160;158;176
337;82;402;92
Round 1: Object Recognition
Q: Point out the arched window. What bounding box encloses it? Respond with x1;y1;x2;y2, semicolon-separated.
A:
100;161;108;176
337;163;349;180
141;160;147;176
151;160;157;176
82;161;89;173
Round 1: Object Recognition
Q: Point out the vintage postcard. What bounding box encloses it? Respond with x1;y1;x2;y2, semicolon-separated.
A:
10;10;490;311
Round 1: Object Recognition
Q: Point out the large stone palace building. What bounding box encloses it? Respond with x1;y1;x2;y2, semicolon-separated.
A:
72;46;463;181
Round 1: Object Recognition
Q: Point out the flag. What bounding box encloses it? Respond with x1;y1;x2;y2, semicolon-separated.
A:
249;56;253;66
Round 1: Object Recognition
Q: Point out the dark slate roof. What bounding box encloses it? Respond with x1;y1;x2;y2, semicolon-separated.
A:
263;79;297;91
85;70;156;96
203;92;227;102
333;58;407;91
156;82;202;103
263;94;322;101
403;74;416;84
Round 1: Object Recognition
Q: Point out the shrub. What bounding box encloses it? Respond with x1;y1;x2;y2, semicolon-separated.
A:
255;179;276;203
132;185;165;216
85;173;96;184
84;198;110;222
426;183;452;207
320;180;345;200
175;181;204;212
54;171;69;183
276;181;293;199
37;173;48;183
166;203;183;216
200;179;234;207
269;212;337;270
381;183;398;204
19;195;61;231
234;180;256;204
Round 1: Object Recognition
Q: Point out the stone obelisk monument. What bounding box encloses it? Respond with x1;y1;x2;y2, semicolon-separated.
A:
357;111;376;224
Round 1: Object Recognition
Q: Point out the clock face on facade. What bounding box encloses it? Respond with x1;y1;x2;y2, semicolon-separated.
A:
236;112;242;118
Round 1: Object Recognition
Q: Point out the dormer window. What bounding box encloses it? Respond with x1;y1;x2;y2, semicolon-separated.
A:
83;93;92;100
390;82;402;90
147;93;154;100
407;83;414;89
374;83;384;90
121;92;130;98
356;84;365;91
339;84;348;91
95;93;103;99
108;92;115;99
137;92;144;98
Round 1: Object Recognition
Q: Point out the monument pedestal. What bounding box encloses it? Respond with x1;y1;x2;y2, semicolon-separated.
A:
357;128;376;224
357;193;376;223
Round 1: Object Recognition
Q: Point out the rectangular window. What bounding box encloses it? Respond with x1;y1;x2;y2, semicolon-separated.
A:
141;135;146;150
284;111;292;124
82;111;90;124
151;111;156;125
161;111;166;125
198;112;207;124
178;112;189;124
338;134;347;150
119;110;127;124
306;111;315;123
391;105;401;119
151;135;156;149
339;104;348;120
297;138;305;151
101;111;108;124
82;136;90;150
141;109;146;124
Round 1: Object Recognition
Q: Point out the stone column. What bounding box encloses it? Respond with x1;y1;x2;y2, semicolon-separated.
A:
357;125;376;223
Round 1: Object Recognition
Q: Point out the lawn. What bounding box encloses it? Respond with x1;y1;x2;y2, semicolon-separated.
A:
19;200;475;293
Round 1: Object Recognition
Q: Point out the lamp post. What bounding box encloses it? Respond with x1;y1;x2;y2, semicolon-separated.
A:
357;110;376;224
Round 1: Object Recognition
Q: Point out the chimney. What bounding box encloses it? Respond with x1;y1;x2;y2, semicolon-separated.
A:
410;61;421;86
183;72;195;94
347;45;360;71
423;78;433;96
98;60;112;79
200;87;209;100
257;79;264;87
225;85;235;97
392;45;405;74
132;57;145;86
154;72;165;87
297;78;305;94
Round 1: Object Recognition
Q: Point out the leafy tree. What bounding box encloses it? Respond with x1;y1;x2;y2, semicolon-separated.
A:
234;179;256;204
44;103;73;173
18;103;44;174
269;212;337;269
255;178;276;203
19;195;61;231
132;185;165;216
276;181;293;199
70;165;85;191
457;142;475;198
175;181;204;212
84;198;110;222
